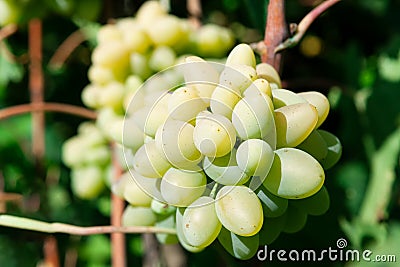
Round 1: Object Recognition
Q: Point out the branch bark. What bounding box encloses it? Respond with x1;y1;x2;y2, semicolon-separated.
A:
111;148;126;267
275;0;341;53
29;19;45;162
262;0;288;71
0;102;97;120
0;214;177;235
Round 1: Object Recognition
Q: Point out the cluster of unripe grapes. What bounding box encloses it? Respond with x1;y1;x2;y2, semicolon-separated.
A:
62;0;342;260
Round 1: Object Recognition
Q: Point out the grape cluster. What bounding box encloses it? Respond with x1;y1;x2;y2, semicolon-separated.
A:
120;43;342;259
62;0;342;260
62;122;111;199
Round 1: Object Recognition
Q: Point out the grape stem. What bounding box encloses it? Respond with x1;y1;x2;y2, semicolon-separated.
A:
209;182;219;199
0;24;17;41
0;214;177;235
0;102;97;120
48;29;86;70
258;0;341;71
274;0;341;53
187;0;202;28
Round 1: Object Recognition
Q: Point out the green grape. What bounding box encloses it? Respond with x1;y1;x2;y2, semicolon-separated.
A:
256;63;282;88
203;149;250;186
272;88;307;109
125;75;143;93
318;130;342;169
256;185;288;218
225;43;256;68
160;168;206;207
136;1;167;26
129;52;152;80
298;91;330;128
218;226;259;260
151;199;176;215
130;169;164;201
149;45;176;72
96;108;125;142
263;148;325;199
71;165;106;199
193;112;236;157
183;56;220;104
176;207;204;252
122;206;157;226
133;93;170;137
117;20;151;54
98;82;125;111
194;24;234;58
123;173;153;207
291;186;330;216
123;116;145;152
215;185;263;236
297;130;328;163
0;0;20;26
146;15;185;47
83;146;110;166
105;118;125;144
77;122;107;144
275;103;318;148
114;143;135;170
236;139;274;177
258;215;286;245
243;78;272;99
231;94;275;140
62;136;87;167
182;196;222;248
155;119;202;169
111;172;129;198
92;41;129;70
168;86;208;122
96;24;122;44
88;65;114;85
124;84;145;115
155;214;178;244
282;204;308;234
132;140;171;178
219;64;256;94
210;85;241;120
81;84;102;109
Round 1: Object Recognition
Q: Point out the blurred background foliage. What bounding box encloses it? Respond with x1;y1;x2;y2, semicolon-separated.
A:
0;0;399;266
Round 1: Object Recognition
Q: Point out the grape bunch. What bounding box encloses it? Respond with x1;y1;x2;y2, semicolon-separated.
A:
120;43;342;259
62;122;111;199
62;0;342;260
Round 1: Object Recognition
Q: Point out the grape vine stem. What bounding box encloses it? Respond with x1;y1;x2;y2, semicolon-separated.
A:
0;24;17;41
0;102;97;120
111;147;127;267
48;29;86;69
274;0;341;53
259;0;340;70
0;214;177;235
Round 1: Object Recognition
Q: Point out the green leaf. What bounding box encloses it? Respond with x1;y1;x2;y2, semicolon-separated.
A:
378;50;400;82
